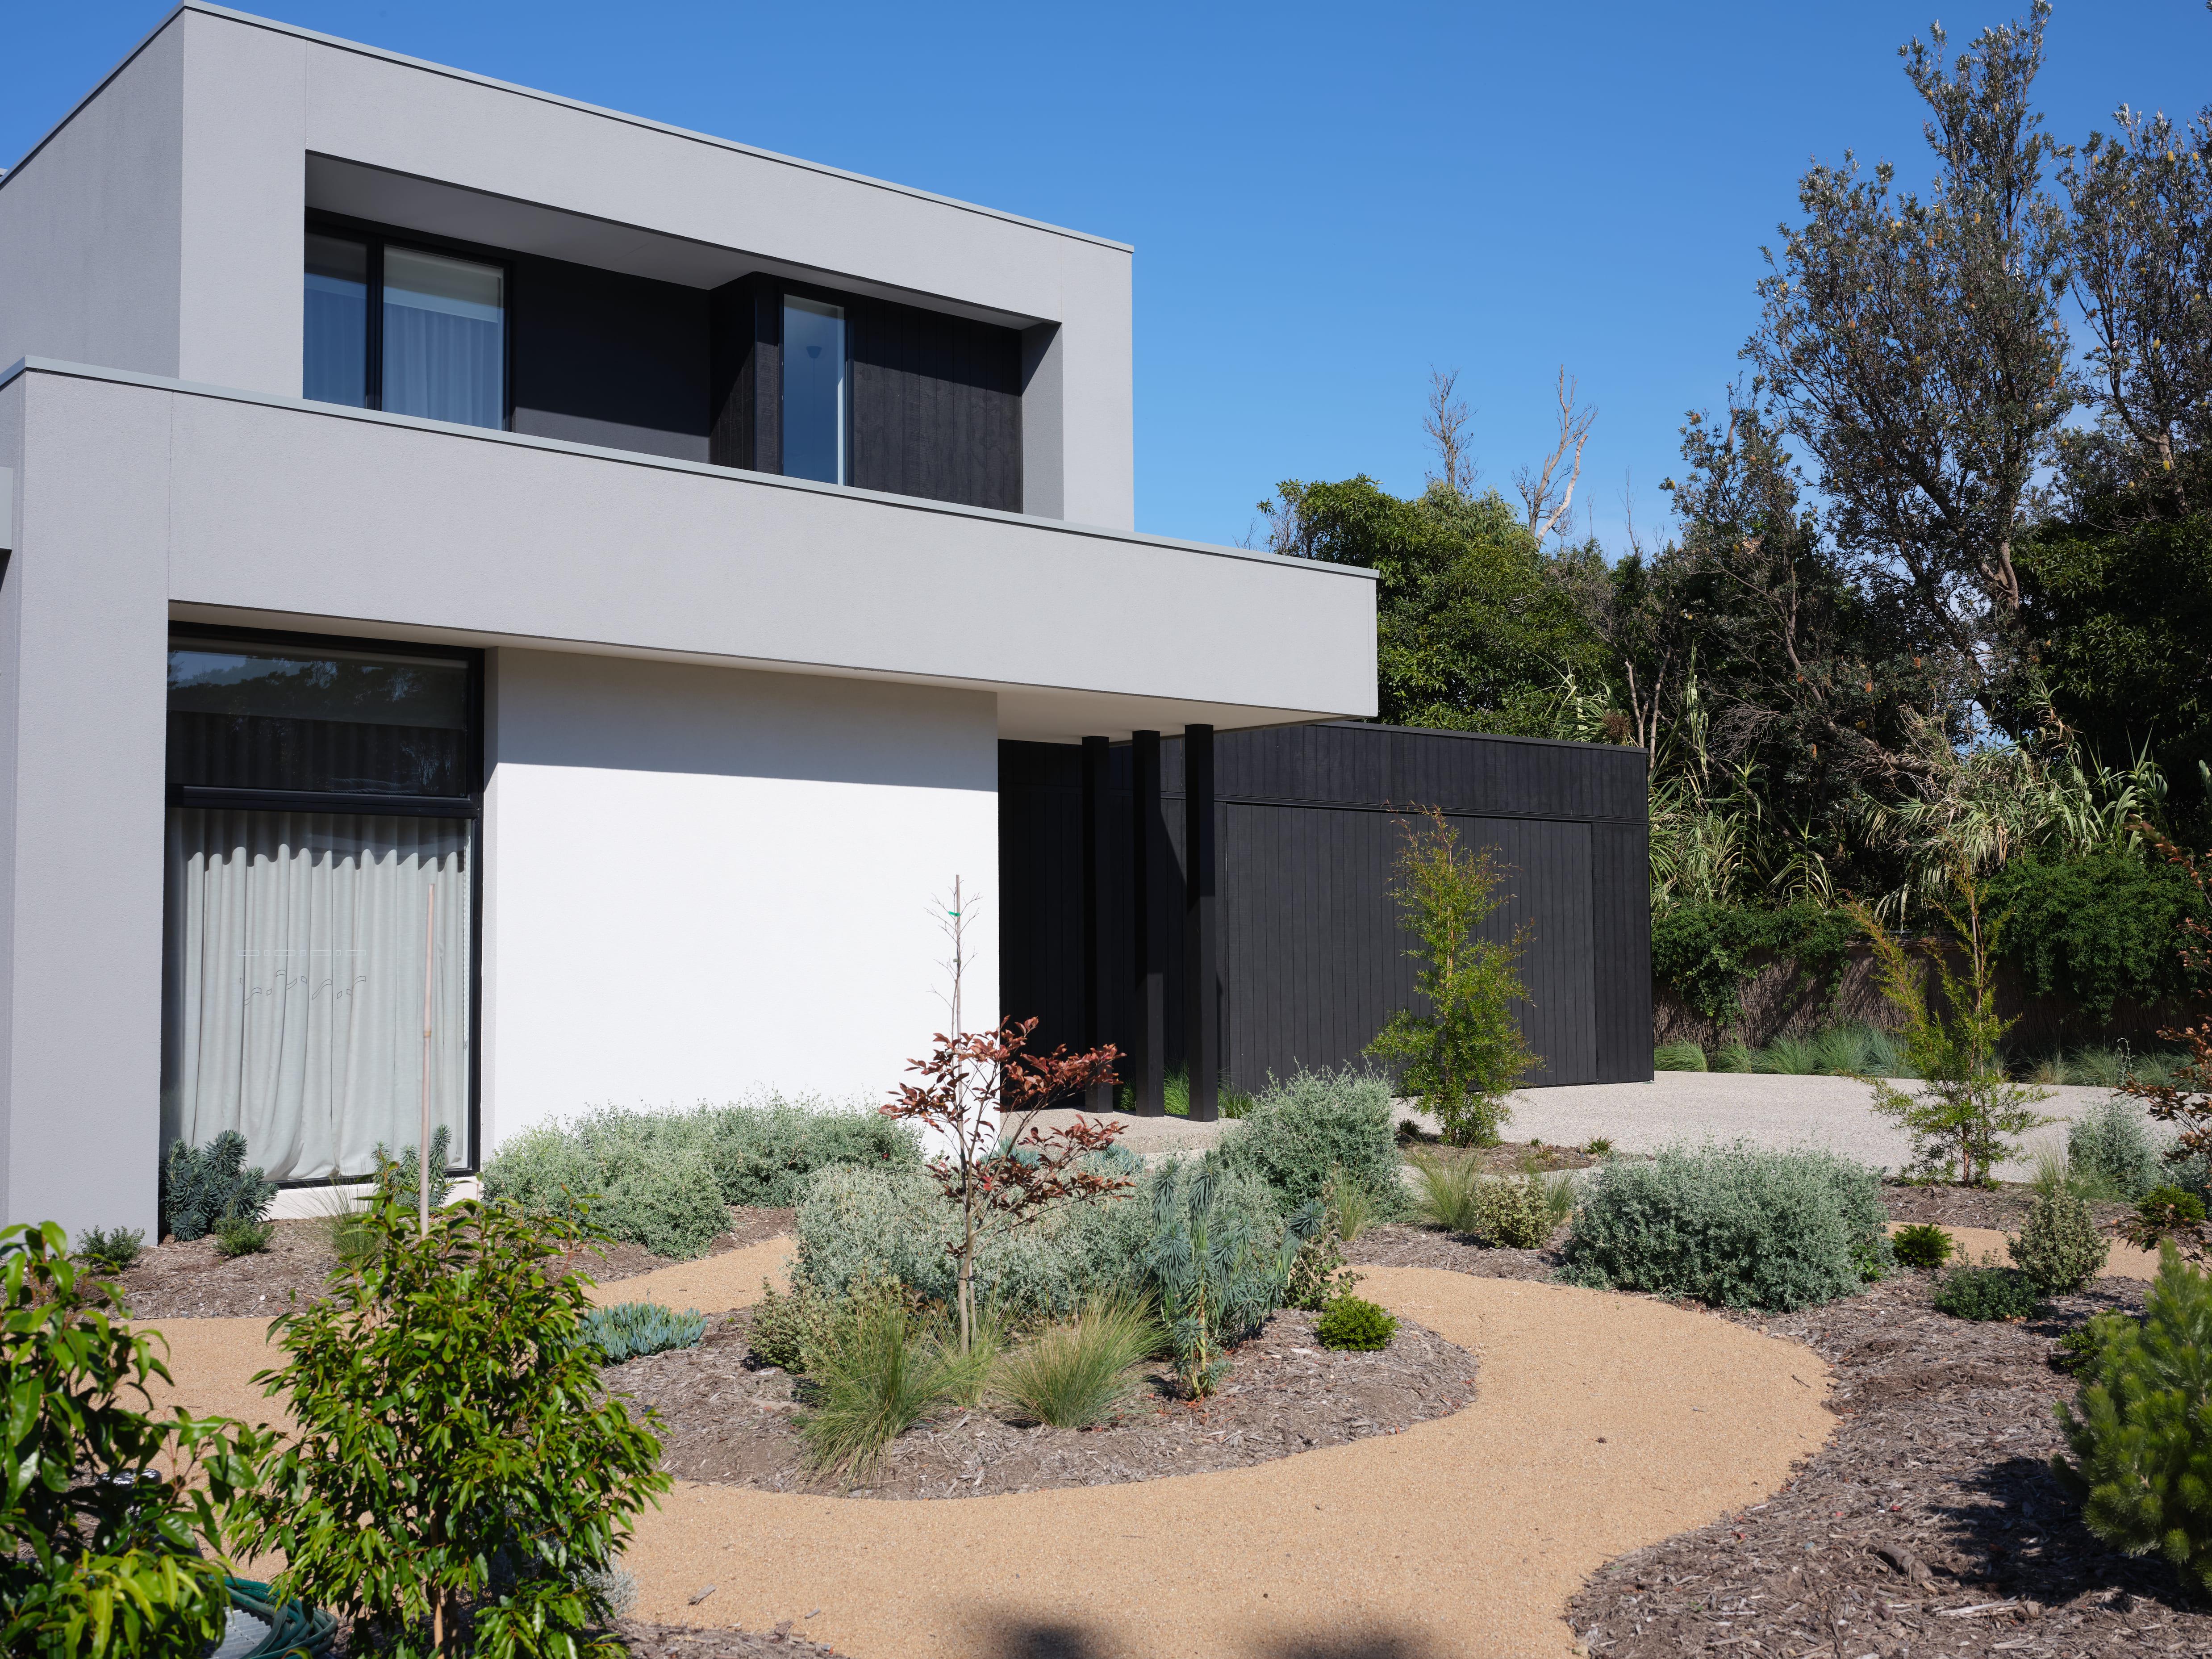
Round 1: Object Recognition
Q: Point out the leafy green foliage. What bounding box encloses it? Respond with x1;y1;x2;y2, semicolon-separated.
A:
1315;1295;1398;1352
2009;1187;2111;1293
160;1130;275;1244
1145;1169;1317;1397
582;1301;707;1364
75;1226;144;1274
1266;476;1608;733
988;1294;1161;1429
1986;852;2208;1021
797;1296;956;1481
1557;1142;1889;1311
231;1196;669;1659
484;1098;922;1260
1891;1223;1955;1271
1366;808;1536;1146
1649;903;1861;1028
1932;1262;2043;1321
2055;1247;2212;1591
747;1279;843;1374
1285;1215;1365;1312
1209;1066;1403;1216
210;1216;272;1260
1859;874;2054;1185
1;1220;277;1659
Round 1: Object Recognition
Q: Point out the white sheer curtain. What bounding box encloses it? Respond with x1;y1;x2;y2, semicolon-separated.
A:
162;810;471;1183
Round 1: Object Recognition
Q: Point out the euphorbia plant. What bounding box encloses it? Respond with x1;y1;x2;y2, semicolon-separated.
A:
884;880;1124;1348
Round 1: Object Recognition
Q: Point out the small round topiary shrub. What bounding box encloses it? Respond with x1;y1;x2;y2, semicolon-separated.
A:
2008;1187;2110;1294
1932;1262;2041;1321
1315;1295;1397;1351
1891;1223;1954;1271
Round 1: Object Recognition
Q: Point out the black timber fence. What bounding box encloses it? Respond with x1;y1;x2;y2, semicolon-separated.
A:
998;721;1652;1103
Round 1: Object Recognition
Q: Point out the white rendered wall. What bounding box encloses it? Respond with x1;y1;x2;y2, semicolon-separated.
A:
481;649;998;1150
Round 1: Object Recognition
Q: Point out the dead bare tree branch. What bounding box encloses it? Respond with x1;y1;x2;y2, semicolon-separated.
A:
1422;367;1478;497
1514;367;1596;546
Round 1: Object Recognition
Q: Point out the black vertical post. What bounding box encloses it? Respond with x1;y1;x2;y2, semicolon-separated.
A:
1080;735;1114;1112
1183;724;1219;1122
1130;730;1165;1116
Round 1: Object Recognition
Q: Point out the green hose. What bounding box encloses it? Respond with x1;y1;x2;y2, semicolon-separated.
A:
225;1578;339;1658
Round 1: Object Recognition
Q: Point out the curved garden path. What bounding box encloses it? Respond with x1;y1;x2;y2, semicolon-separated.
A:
623;1265;1835;1659
140;1242;1853;1655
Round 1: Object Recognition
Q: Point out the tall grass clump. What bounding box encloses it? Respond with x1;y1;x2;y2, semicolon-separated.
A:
1653;1040;1707;1072
485;1096;921;1260
798;1298;956;1481
989;1294;1160;1428
1557;1142;1888;1310
1209;1065;1402;1216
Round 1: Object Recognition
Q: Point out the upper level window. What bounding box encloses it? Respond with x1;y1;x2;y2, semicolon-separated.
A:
302;229;507;431
782;296;847;484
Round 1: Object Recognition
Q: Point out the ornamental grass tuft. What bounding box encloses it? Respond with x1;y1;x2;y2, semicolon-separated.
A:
989;1293;1160;1428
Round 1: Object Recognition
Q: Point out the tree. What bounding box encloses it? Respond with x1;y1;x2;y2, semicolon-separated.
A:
1367;807;1537;1146
1745;3;2074;721
1514;367;1596;548
1422;367;1477;498
1269;475;1607;732
881;882;1124;1349
1855;866;2053;1185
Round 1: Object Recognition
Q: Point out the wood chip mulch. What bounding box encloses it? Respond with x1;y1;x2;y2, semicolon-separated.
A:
1883;1180;2134;1236
603;1303;1479;1501
109;1206;794;1319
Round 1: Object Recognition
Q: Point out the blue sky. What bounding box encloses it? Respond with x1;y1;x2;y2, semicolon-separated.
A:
8;2;2211;552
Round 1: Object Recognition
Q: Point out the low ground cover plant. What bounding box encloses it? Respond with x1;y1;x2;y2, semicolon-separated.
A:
1556;1142;1888;1310
74;1225;145;1274
2;1220;276;1659
1315;1295;1397;1351
2008;1186;2110;1293
1406;1153;1572;1247
211;1216;272;1259
1890;1222;1954;1270
2056;1246;2212;1592
1932;1260;2042;1321
583;1301;707;1363
484;1095;922;1261
1209;1066;1403;1218
233;1195;668;1658
161;1130;276;1243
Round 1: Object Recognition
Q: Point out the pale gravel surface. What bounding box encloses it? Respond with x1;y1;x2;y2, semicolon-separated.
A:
1040;1073;2128;1179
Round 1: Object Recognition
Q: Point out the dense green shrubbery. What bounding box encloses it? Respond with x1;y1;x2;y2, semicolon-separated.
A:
484;1096;920;1260
232;1196;667;1657
74;1226;144;1273
2069;1095;2166;1201
1315;1295;1398;1351
2009;1187;2111;1293
1890;1223;1955;1271
1987;850;2209;1022
1648;903;1860;1027
1932;1262;2042;1321
2056;1248;2212;1592
2;1221;278;1659
161;1130;276;1243
1208;1066;1403;1216
1556;1142;1888;1310
793;1157;1282;1324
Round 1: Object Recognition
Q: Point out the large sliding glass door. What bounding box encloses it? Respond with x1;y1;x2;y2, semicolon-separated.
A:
161;632;481;1183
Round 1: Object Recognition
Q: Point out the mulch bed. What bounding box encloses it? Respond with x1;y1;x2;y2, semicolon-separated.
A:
110;1206;795;1319
604;1303;1479;1501
1346;1199;2196;1657
1883;1180;2135;1236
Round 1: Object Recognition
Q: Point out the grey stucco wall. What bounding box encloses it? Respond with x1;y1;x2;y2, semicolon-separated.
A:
3;4;1139;529
0;375;171;1240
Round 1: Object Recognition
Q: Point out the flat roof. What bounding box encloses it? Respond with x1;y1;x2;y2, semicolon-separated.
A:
1;2;1134;255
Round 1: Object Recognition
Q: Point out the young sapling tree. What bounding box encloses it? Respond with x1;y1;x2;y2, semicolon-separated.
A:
882;881;1125;1349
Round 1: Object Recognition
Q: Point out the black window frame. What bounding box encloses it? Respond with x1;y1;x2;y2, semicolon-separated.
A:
164;622;487;1184
305;211;516;431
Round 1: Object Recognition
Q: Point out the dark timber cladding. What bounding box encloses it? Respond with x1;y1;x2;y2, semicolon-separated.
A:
997;723;1653;1095
709;274;1023;511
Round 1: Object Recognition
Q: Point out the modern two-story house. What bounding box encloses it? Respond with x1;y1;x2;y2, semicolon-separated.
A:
0;4;1377;1238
